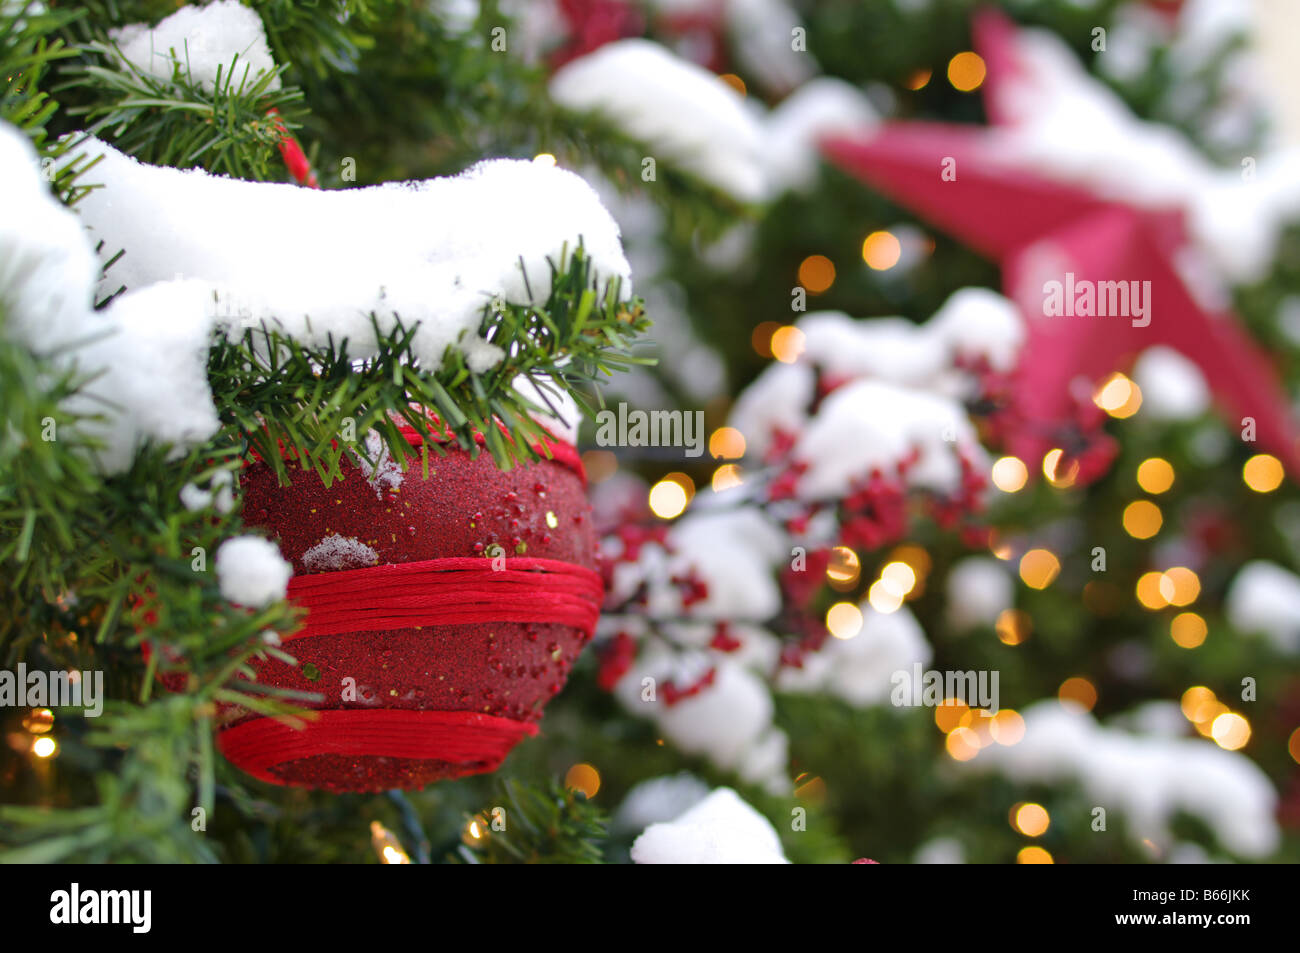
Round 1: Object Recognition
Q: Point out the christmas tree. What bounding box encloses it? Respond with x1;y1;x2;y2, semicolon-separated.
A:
2;0;1298;867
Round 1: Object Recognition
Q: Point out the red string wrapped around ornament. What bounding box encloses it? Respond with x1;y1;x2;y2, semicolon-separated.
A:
219;424;601;792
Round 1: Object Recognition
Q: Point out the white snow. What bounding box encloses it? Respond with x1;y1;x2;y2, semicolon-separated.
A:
763;78;878;193
301;534;381;572
352;431;405;499
987;18;1300;284
969;701;1280;858
180;470;235;514
69;138;632;372
725;0;816;94
111;1;280;93
611;773;711;835
1224;560;1300;653
216;536;292;608
945;557;1014;630
777;605;933;707
630;787;789;863
550;39;767;203
1132;346;1211;421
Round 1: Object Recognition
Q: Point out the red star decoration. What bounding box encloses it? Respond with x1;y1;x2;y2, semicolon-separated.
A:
820;9;1300;478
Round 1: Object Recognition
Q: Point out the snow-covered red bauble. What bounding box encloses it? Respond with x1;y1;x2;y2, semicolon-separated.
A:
220;426;601;792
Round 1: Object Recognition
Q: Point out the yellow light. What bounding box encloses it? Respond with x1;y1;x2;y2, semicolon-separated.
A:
1136;571;1173;609
991;456;1028;493
862;230;902;270
648;478;690;519
826;601;864;639
1042;448;1079;488
990;709;1025;745
709;426;746;460
1094;372;1142;418
370;820;413;863
1136;457;1174;494
1013;802;1050;837
1211;712;1251;750
1018;549;1060;589
1123;500;1162;539
751;320;780;358
935;699;970;734
995;608;1031;645
1170;612;1208;649
1059;677;1097;712
1180;686;1218;723
879;561;917;597
905;68;932;90
947;51;986;92
867;579;903;613
719;73;746;96
1163;567;1200;606
826;546;861;590
532;153;557;166
797;255;836;294
711;464;744;492
22;709;54;734
1243;454;1284;492
1289;727;1300;764
565;762;601;798
989;531;1013;560
770;325;806;363
32;736;57;758
945;726;981;761
1017;846;1054;864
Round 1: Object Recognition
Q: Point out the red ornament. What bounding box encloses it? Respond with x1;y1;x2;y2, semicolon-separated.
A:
220;427;602;792
820;10;1300;481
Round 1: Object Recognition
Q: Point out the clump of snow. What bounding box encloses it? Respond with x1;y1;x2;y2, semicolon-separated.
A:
946;557;1014;630
550;39;767;203
764;78;878;193
111;1;280;93
301;534;380;572
969;701;1280;858
725;0;816;94
351;431;404;499
777;605;933;707
216;536;292;608
69;138;632;372
630;787;789;864
612;773;712;835
1224;560;1300;653
915;837;966;864
1132;346;1210;421
180;470;236;514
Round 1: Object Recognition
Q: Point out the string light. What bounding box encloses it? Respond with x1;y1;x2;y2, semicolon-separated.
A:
1094;372;1142;418
1123;500;1162;539
1136;571;1174;609
711;464;744;492
867;578;904;613
947;51;986;91
32;736;57;759
369;821;412;863
1243;454;1284;492
995;609;1031;645
991;456;1028;492
1042;448;1079;488
532;153;557;166
751;321;780;357
935;699;970;734
709;427;746;460
718;73;746;96
862;231;902;270
1211;713;1250;751
905;68;932;90
22;709;54;734
1012;802;1050;837
827;601;864;639
1163;567;1200;606
648;473;693;519
1058;677;1097;712
1018;549;1060;589
990;709;1025;745
1288;727;1300;765
1170;612;1208;648
945;726;981;761
770;326;806;363
564;762;601;798
879;561;917;597
797;255;835;294
826;546;861;590
1017;846;1053;864
1136;457;1174;494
